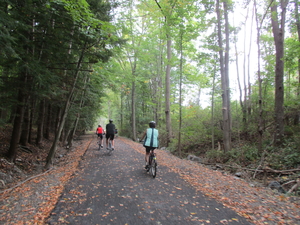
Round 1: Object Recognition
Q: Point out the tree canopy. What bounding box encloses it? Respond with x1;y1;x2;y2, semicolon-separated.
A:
1;0;300;171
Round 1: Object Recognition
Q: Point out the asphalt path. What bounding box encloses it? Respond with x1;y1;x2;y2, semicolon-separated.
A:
47;136;252;225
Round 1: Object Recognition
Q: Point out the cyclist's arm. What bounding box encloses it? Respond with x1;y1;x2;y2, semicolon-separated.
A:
140;130;146;141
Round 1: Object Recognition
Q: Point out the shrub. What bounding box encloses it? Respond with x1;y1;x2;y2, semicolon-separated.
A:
267;140;300;169
206;150;228;163
206;144;259;165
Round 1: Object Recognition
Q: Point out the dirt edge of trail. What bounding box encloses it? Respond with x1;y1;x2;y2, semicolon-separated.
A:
1;135;299;225
0;134;93;224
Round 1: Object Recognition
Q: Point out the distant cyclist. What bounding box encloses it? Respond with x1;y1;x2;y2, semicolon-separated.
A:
96;125;104;148
140;121;159;169
106;119;116;150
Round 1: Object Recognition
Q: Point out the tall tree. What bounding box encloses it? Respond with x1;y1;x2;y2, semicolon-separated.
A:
154;0;175;146
271;0;289;146
216;0;231;152
254;0;264;153
293;0;300;124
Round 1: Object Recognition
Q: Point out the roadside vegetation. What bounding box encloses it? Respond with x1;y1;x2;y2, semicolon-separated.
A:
0;0;299;195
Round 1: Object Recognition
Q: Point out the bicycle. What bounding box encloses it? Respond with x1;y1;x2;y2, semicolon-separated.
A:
139;140;157;178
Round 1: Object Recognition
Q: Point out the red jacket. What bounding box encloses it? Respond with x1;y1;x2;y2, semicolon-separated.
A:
96;127;103;134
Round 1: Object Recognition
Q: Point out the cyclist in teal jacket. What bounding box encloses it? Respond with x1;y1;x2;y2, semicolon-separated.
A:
140;121;159;169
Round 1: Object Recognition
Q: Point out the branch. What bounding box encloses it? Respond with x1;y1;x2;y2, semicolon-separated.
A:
263;167;300;174
198;161;300;175
47;67;93;72
259;0;275;30
287;179;300;193
0;168;53;194
53;62;95;64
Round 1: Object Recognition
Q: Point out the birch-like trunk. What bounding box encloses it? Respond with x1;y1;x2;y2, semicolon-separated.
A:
216;0;231;152
165;38;172;145
254;0;263;153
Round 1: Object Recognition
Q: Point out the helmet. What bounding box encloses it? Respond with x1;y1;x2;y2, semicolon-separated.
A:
149;121;156;128
109;119;113;122
98;124;101;127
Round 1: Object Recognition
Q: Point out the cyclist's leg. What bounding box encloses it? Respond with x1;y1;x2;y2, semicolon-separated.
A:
110;134;115;150
100;134;103;147
149;149;154;164
105;133;109;148
97;134;101;144
145;147;151;168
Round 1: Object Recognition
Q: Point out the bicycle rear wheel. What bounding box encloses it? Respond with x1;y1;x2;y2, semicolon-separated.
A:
107;140;112;155
150;160;157;178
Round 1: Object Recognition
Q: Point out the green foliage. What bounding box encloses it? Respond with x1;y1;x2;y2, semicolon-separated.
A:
266;138;300;170
284;37;300;75
230;145;259;163
1;0;297;172
206;144;259;165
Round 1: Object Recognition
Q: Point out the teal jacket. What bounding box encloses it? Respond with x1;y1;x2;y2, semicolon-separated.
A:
144;128;159;148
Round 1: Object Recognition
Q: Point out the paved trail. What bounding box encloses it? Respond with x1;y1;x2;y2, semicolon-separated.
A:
47;136;252;225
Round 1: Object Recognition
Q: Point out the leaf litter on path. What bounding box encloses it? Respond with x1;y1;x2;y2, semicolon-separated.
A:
0;134;93;224
122;137;300;225
1;135;299;225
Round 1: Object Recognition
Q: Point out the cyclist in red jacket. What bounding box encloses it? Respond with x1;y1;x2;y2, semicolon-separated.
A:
96;125;104;148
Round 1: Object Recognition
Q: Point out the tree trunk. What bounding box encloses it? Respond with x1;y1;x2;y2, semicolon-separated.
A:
6;73;27;162
242;6;249;126
247;6;254;117
68;74;88;147
165;38;172;145
28;99;35;144
211;61;217;150
154;0;173;146
131;80;136;141
44;103;51;139
294;0;300;125
19;103;30;146
271;0;288;146
36;99;45;146
223;1;232;152
45;41;87;169
120;92;124;131
178;30;183;158
234;36;245;125
254;0;263;153
216;0;231;152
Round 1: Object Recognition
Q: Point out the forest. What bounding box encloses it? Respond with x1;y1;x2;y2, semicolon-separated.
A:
0;0;299;190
